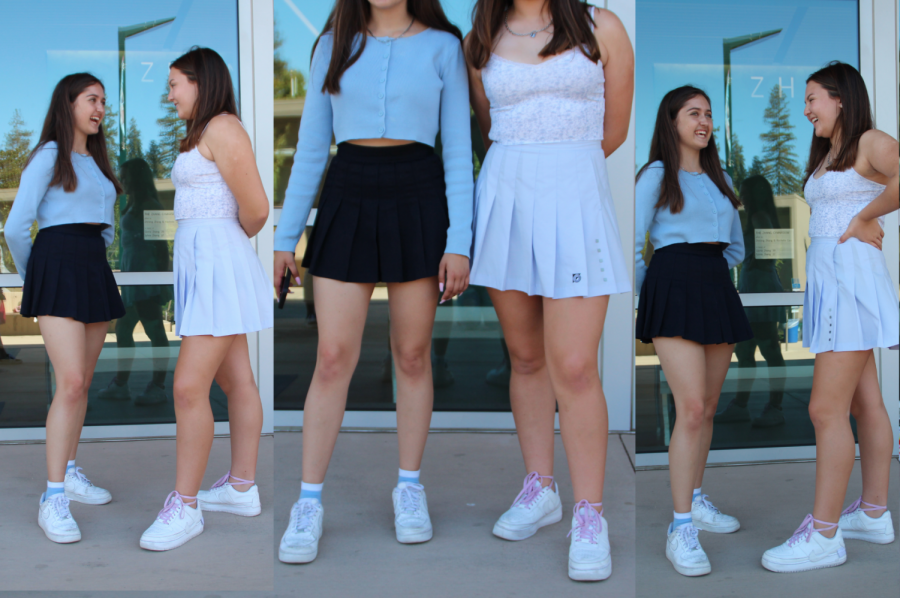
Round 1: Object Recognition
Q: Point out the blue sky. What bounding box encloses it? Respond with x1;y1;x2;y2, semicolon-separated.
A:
0;0;239;156
636;0;858;172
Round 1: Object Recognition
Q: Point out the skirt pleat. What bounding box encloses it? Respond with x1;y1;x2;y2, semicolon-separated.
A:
470;141;631;298
301;142;448;284
636;243;753;345
20;224;125;323
803;237;899;353
174;218;272;337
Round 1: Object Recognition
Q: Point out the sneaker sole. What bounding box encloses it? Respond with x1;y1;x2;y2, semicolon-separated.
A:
38;518;81;544
198;502;261;517
761;551;847;573
840;530;895;544
666;551;711;577
140;525;204;551
493;506;564;541
396;526;433;544
692;519;740;534
65;491;112;506
279;545;318;563
568;557;612;581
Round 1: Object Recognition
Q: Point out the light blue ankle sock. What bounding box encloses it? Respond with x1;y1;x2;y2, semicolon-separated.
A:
672;510;692;530
299;481;323;503
45;481;65;500
692;487;702;502
66;460;77;476
398;468;420;485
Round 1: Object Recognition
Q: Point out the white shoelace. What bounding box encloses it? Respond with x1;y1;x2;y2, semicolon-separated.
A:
69;467;94;487
397;483;425;514
292;501;319;533
49;494;73;520
679;524;702;551
694;494;720;514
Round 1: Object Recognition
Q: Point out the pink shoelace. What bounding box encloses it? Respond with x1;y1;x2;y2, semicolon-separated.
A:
511;472;555;509
842;497;886;516
157;491;198;524
567;500;603;544
787;514;837;546
210;470;255;489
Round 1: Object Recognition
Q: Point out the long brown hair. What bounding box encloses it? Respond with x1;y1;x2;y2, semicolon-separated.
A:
316;0;462;94
170;47;239;152
27;73;122;194
636;86;739;214
465;0;600;70
803;61;873;185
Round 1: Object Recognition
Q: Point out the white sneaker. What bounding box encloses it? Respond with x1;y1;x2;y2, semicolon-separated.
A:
493;472;563;541
567;501;611;581
692;494;739;533
838;498;894;544
38;493;81;543
139;492;204;551
64;467;112;505
666;523;711;576
279;499;324;563
198;472;261;516
392;482;433;544
762;515;846;573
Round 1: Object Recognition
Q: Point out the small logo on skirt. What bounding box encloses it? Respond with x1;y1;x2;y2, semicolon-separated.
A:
572;274;581;283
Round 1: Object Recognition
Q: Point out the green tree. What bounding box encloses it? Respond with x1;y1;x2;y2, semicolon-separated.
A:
102;105;120;168
748;155;764;178
730;132;747;193
759;84;802;195
0;110;35;272
274;27;306;99
157;91;185;178
126;117;143;160
145;140;163;178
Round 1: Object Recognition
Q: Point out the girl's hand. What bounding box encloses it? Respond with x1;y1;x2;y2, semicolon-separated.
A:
839;214;884;250
438;253;470;304
274;250;301;294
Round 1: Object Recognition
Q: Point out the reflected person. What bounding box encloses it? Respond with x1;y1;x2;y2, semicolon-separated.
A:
714;175;787;427
98;158;171;405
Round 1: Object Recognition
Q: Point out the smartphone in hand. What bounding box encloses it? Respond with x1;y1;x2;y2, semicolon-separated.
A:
277;270;291;309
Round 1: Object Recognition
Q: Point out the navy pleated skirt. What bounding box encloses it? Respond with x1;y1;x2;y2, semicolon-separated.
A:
20;224;125;323
636;243;752;345
301;142;448;283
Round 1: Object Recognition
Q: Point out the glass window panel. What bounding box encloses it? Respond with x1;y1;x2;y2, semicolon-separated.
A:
0;1;240;275
636;0;859;293
635;305;858;453
0;285;230;428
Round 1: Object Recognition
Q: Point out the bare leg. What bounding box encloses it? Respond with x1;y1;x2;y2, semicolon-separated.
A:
489;288;555;484
214;335;262;491
653;337;708;514
809;349;871;535
173;334;236;499
387;277;440;472
542;295;609;507
301;277;375;484
694;343;735;489
848;352;892;517
40;317;108;480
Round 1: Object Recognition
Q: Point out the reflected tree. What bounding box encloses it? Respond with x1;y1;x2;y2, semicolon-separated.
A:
0;110;34;272
157;91;185;179
145;140;163;179
126;117;144;160
759;84;802;195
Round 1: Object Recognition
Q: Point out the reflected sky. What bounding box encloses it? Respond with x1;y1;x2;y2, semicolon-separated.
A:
0;0;238;154
636;0;858;172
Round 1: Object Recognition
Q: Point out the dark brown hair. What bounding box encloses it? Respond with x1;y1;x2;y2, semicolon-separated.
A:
170;46;239;152
803;61;873;185
316;0;462;94
27;73;122;194
636;86;739;214
465;0;600;70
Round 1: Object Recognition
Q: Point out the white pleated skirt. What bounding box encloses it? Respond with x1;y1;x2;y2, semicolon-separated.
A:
803;237;899;353
173;218;273;337
470;141;630;298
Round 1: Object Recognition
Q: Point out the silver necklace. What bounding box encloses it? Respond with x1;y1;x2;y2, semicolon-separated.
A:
368;17;415;42
504;12;553;38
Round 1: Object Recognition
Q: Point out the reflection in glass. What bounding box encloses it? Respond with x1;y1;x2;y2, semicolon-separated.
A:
636;306;860;453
